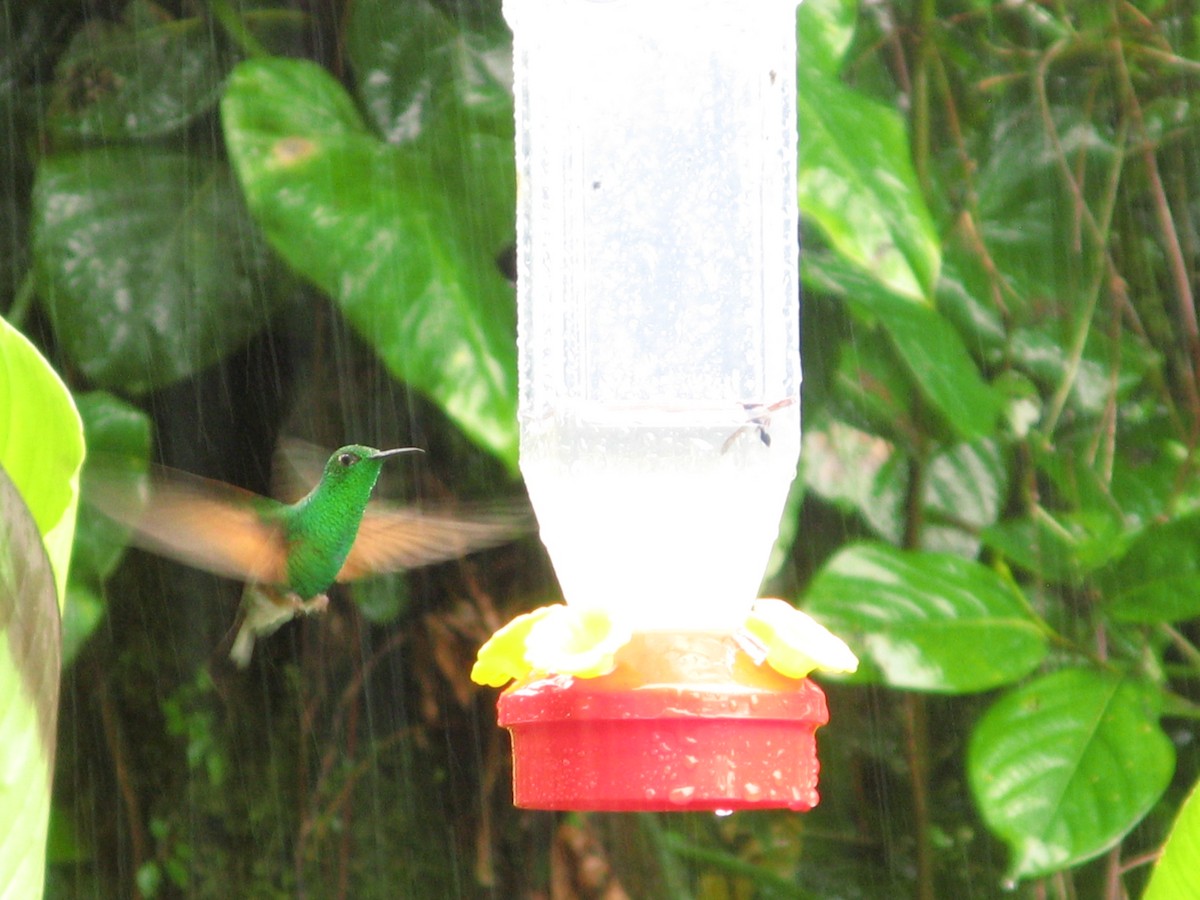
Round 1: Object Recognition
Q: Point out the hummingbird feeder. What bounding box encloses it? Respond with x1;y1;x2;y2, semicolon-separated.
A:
472;0;858;811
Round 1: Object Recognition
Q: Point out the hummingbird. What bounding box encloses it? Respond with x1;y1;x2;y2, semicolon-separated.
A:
88;444;528;667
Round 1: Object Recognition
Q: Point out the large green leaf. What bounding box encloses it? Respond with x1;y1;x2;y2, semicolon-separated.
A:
346;0;516;280
800;414;892;515
829;324;919;443
805;253;999;440
32;149;289;394
0;315;78;900
868;296;998;438
44;0;229;141
982;510;1126;585
347;0;513;144
221;57;518;469
0;467;62;900
1144;779;1200;900
0;315;84;601
863;438;1007;557
968;669;1173;882
803;542;1047;692
797;0;857;78
804;418;1007;556
1104;512;1200;623
798;65;939;301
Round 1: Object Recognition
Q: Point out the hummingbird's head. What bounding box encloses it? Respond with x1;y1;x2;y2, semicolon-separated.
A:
310;445;425;510
323;445;423;481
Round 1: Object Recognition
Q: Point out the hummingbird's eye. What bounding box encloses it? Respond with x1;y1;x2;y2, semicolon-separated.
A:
338;453;356;467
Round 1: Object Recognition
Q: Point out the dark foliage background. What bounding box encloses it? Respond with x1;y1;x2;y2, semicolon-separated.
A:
3;0;1200;897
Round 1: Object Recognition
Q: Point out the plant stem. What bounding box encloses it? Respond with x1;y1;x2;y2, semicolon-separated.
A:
910;0;935;200
6;270;35;328
902;448;934;900
904;693;935;900
1111;35;1200;430
209;0;270;59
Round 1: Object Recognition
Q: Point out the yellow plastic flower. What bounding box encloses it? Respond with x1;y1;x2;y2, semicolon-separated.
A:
470;605;559;687
524;605;632;679
743;598;859;679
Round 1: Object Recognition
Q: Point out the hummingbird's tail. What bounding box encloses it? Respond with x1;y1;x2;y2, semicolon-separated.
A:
228;586;332;668
229;622;256;670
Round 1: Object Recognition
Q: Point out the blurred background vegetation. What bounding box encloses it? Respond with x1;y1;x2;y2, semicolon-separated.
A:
3;0;1200;896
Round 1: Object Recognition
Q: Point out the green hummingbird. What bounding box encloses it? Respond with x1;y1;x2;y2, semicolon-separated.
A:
89;444;528;667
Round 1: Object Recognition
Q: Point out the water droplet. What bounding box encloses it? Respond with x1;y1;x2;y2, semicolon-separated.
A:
714;808;734;817
683;755;699;768
743;782;762;799
644;788;657;800
668;785;696;805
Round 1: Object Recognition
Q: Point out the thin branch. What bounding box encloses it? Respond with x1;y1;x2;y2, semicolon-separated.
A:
6;270;35;329
1160;623;1200;669
932;48;1016;321
911;0;936;198
208;0;270;59
95;674;149;900
1127;41;1200;76
1111;36;1200;423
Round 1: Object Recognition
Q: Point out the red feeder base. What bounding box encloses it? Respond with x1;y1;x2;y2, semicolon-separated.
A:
497;631;829;811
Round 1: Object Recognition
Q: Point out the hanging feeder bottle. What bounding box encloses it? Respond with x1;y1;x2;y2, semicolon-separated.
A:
472;0;858;811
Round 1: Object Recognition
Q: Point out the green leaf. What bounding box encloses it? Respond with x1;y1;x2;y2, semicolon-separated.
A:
872;299;998;439
812;428;1007;557
829;325;918;442
0;467;62;900
864;438;1007;557
797;0;857;78
803;542;1047;693
981;517;1080;584
73;392;152;581
347;0;513;144
801;415;892;514
1008;326;1155;423
346;0;516;288
0;315;85;602
62;582;104;667
935;253;1009;362
1104;513;1200;623
1144;779;1200;900
805;253;999;440
221;57;518;469
798;66;940;301
970;105;1115;321
968;669;1174;882
63;392;151;664
45;0;229;141
0;317;75;899
32;149;289;394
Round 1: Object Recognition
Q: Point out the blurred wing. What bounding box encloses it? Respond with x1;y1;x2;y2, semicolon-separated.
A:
338;503;532;581
87;463;289;585
270;437;329;504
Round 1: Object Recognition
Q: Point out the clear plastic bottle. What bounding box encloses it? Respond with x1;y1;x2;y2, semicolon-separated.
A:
508;0;800;632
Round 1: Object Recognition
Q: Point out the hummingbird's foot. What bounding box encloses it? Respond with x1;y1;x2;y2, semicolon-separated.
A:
229;587;329;668
296;593;329;617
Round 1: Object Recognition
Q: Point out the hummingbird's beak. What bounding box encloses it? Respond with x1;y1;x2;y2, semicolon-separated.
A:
370;447;425;460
